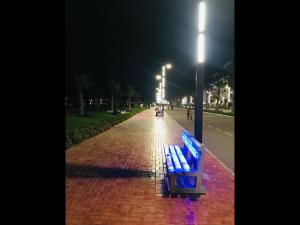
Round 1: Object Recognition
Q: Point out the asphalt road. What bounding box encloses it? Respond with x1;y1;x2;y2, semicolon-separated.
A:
165;107;234;171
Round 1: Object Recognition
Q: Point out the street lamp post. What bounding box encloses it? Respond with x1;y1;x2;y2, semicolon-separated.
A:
161;63;172;116
194;1;206;143
161;66;166;115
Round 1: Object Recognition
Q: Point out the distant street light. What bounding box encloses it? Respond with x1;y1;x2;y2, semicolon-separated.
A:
166;64;172;69
160;63;172;115
154;64;172;108
195;0;206;143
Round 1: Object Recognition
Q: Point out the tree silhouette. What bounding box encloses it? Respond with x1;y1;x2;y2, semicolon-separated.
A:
126;86;136;111
107;80;121;113
74;73;94;116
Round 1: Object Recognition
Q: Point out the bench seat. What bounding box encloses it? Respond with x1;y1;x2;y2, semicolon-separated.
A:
163;129;206;194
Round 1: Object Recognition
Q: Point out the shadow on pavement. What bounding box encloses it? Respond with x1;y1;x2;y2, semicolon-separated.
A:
66;164;155;179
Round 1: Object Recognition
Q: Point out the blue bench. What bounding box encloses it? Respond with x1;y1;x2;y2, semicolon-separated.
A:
163;129;206;194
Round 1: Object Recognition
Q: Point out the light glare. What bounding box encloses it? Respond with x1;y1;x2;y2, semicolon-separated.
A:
198;2;206;32
197;34;205;63
156;75;162;80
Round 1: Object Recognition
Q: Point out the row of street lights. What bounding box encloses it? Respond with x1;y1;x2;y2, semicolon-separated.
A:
153;1;206;143
155;63;172;115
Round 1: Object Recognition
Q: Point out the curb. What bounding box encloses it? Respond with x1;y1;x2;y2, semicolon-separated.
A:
205;147;234;177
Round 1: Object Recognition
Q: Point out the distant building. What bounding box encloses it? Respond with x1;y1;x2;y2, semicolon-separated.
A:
204;84;233;108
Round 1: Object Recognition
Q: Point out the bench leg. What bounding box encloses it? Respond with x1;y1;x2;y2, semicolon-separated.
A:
195;174;206;194
169;174;176;193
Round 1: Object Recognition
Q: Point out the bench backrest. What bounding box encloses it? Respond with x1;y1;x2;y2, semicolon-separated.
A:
181;129;204;171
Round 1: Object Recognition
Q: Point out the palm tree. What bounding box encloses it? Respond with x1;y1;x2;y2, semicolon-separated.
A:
107;80;121;113
126;86;136;111
74;73;94;116
133;91;141;107
93;88;105;111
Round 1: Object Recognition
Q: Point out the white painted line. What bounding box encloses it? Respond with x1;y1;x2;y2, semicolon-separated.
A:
205;147;234;177
224;131;234;137
205;124;234;137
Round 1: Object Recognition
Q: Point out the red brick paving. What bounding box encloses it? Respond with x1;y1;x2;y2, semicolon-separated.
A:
66;109;234;225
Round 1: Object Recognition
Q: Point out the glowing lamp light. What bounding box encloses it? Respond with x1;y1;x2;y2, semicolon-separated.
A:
198;2;206;32
197;33;205;63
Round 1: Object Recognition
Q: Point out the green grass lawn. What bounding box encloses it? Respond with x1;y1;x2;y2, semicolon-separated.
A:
65;108;145;148
66;112;119;131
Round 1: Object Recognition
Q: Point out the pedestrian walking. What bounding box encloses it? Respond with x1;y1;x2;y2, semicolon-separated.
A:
187;108;191;120
155;106;159;116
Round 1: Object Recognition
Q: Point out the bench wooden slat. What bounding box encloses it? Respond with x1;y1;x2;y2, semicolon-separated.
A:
164;145;175;173
181;132;199;159
174;145;190;172
169;145;183;172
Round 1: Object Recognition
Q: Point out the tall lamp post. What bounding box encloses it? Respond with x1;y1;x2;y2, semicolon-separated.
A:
155;75;162;104
161;63;172;116
194;1;206;143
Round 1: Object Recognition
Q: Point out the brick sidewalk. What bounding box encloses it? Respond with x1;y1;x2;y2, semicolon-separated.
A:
66;109;234;225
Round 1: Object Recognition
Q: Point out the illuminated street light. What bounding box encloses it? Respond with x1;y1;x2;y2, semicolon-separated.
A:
156;74;162;80
197;33;205;63
166;64;172;69
198;1;206;32
195;0;206;143
159;63;172;116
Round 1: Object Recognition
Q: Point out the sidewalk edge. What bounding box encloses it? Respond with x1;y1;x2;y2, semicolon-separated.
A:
205;147;235;177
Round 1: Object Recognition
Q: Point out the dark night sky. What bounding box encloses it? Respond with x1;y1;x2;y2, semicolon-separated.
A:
66;0;234;101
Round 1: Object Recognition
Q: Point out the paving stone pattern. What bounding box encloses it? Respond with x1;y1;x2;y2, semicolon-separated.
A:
66;109;234;225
